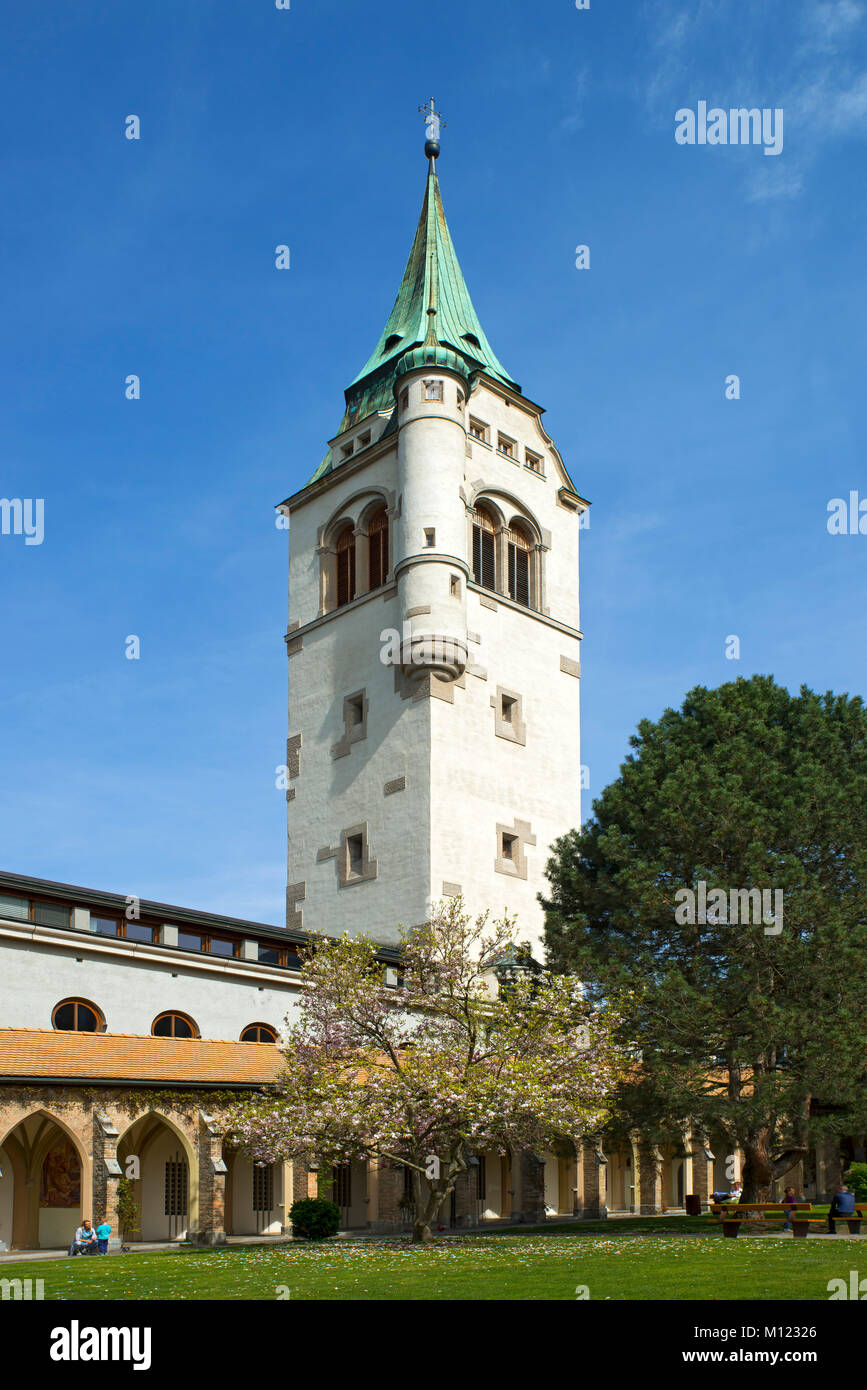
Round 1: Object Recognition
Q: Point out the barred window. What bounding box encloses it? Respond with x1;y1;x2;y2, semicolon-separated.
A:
477;1155;487;1201
164;1160;188;1216
334;1162;352;1208
253;1163;274;1212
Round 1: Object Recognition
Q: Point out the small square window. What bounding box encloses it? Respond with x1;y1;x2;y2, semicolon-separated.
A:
469;418;488;443
424;528;436;547
526;450;544;474
501;833;517;862
497;434;515;459
423;379;444;402
358;431;371;448
340;442;354;460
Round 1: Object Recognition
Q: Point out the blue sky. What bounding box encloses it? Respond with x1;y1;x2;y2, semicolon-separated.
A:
1;0;865;924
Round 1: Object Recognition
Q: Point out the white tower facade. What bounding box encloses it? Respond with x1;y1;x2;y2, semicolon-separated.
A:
280;139;587;951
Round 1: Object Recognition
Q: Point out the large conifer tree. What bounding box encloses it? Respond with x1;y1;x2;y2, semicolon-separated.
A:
543;676;867;1201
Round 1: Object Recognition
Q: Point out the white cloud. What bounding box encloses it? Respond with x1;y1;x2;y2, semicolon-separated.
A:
641;0;867;201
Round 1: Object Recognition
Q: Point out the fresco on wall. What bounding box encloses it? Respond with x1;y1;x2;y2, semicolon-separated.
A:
40;1138;81;1208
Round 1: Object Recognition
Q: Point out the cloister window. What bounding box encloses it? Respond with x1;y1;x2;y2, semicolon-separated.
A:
253;1163;275;1211
368;508;389;589
334;1162;352;1207
506;524;532;607
152;1012;199;1039
241;1023;278;1043
471;507;496;591
164;1160;188;1217
52;998;104;1033
336;525;356;608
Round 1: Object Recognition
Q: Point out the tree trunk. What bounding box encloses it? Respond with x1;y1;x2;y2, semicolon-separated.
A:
742;1130;808;1204
410;1146;468;1243
741;1133;775;1203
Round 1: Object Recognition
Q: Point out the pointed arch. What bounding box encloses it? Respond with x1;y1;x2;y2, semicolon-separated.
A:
116;1111;199;1240
0;1108;92;1249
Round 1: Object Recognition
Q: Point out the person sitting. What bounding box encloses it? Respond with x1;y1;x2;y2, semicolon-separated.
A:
781;1184;800;1231
828;1184;855;1234
69;1218;98;1256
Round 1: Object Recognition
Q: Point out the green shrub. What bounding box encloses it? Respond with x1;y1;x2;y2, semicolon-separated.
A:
289;1197;341;1240
844;1163;867;1201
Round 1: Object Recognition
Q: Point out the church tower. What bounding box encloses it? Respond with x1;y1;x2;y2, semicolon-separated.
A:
279;109;587;950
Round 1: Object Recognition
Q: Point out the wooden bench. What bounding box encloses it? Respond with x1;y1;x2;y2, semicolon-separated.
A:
790;1210;864;1238
709;1202;811;1238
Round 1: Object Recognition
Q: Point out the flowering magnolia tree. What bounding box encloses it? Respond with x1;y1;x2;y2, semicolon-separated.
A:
226;899;628;1243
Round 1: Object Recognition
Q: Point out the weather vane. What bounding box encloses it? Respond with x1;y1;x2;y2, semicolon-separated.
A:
419;98;445;163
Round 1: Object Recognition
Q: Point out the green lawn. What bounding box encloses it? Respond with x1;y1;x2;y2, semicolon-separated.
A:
1;1222;861;1301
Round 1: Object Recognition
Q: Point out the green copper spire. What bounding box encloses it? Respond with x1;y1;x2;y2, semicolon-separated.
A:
350;167;519;394
308;113;519;484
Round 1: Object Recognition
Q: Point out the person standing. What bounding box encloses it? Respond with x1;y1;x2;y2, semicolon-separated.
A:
96;1219;112;1255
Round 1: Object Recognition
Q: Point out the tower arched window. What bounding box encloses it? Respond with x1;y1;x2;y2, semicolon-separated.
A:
335;525;356;608
506;523;532;608
471;507;496;592
368;508;389;590
52;998;105;1033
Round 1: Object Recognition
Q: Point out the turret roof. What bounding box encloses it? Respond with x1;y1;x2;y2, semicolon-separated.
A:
309;168;519;484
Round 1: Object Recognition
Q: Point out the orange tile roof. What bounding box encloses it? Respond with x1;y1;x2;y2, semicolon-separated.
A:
0;1028;283;1085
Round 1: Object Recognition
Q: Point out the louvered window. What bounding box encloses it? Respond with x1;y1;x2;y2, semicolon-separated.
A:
471;508;496;591
368;508;389;589
507;527;531;608
336;526;356;608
